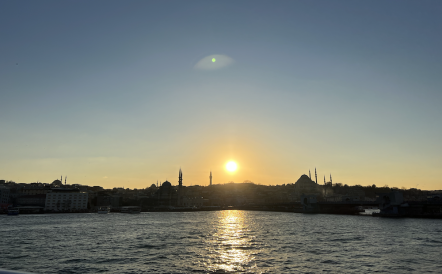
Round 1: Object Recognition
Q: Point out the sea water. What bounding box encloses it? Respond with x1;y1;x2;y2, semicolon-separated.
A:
1;211;441;273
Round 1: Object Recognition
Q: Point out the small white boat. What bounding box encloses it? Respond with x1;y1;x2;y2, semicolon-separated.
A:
97;206;110;214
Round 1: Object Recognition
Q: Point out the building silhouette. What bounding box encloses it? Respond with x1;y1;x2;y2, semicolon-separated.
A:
293;174;322;200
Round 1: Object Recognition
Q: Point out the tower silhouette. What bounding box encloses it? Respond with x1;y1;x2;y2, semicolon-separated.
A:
179;168;183;187
210;171;212;186
309;170;311;180
330;174;332;185
315;168;317;184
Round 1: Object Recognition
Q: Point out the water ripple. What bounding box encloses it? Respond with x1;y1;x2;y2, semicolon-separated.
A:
0;212;441;273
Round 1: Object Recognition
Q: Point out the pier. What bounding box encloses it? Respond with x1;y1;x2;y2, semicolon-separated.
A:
300;192;442;218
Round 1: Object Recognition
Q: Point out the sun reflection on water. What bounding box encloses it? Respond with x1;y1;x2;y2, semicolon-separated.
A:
204;210;260;273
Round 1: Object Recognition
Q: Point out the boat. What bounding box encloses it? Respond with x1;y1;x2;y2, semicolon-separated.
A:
7;208;19;216
120;206;141;214
97;206;110;214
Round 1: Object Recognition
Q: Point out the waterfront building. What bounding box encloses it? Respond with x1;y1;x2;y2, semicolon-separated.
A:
20;186;51;195
154;180;179;207
180;196;204;208
45;188;88;212
0;186;10;204
16;194;46;207
97;194;122;208
150;169;210;208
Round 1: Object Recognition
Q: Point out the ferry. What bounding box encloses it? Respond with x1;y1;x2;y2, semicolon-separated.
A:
7;208;19;216
120;206;141;214
97;206;111;214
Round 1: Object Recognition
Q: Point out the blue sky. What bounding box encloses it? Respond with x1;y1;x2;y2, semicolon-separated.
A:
1;1;441;189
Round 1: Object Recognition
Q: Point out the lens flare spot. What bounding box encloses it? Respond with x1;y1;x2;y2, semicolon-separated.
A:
194;54;235;70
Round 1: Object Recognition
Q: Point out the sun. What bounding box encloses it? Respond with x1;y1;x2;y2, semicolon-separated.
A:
226;161;238;172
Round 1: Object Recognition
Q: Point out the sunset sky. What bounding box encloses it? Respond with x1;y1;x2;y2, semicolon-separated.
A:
1;1;441;190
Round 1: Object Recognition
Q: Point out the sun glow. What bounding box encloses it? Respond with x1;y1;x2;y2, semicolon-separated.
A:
226;161;238;172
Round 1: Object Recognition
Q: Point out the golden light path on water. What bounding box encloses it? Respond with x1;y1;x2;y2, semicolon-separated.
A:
203;210;258;272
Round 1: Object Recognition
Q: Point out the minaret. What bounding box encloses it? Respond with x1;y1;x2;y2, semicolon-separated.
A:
65;176;67;185
324;176;325;184
309;170;311;180
60;175;62;183
330;174;332;185
179;168;183;187
210;171;212;186
315;168;317;184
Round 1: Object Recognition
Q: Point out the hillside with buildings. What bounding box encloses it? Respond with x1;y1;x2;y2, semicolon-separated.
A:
0;173;439;213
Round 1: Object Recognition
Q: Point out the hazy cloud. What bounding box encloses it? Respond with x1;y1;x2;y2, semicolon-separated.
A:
194;54;235;70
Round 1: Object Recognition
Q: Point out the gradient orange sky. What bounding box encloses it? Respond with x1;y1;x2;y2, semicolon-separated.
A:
1;1;441;190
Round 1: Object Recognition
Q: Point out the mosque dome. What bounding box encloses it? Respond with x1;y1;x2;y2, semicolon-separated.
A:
51;179;63;186
162;181;172;187
295;175;314;185
294;174;320;194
